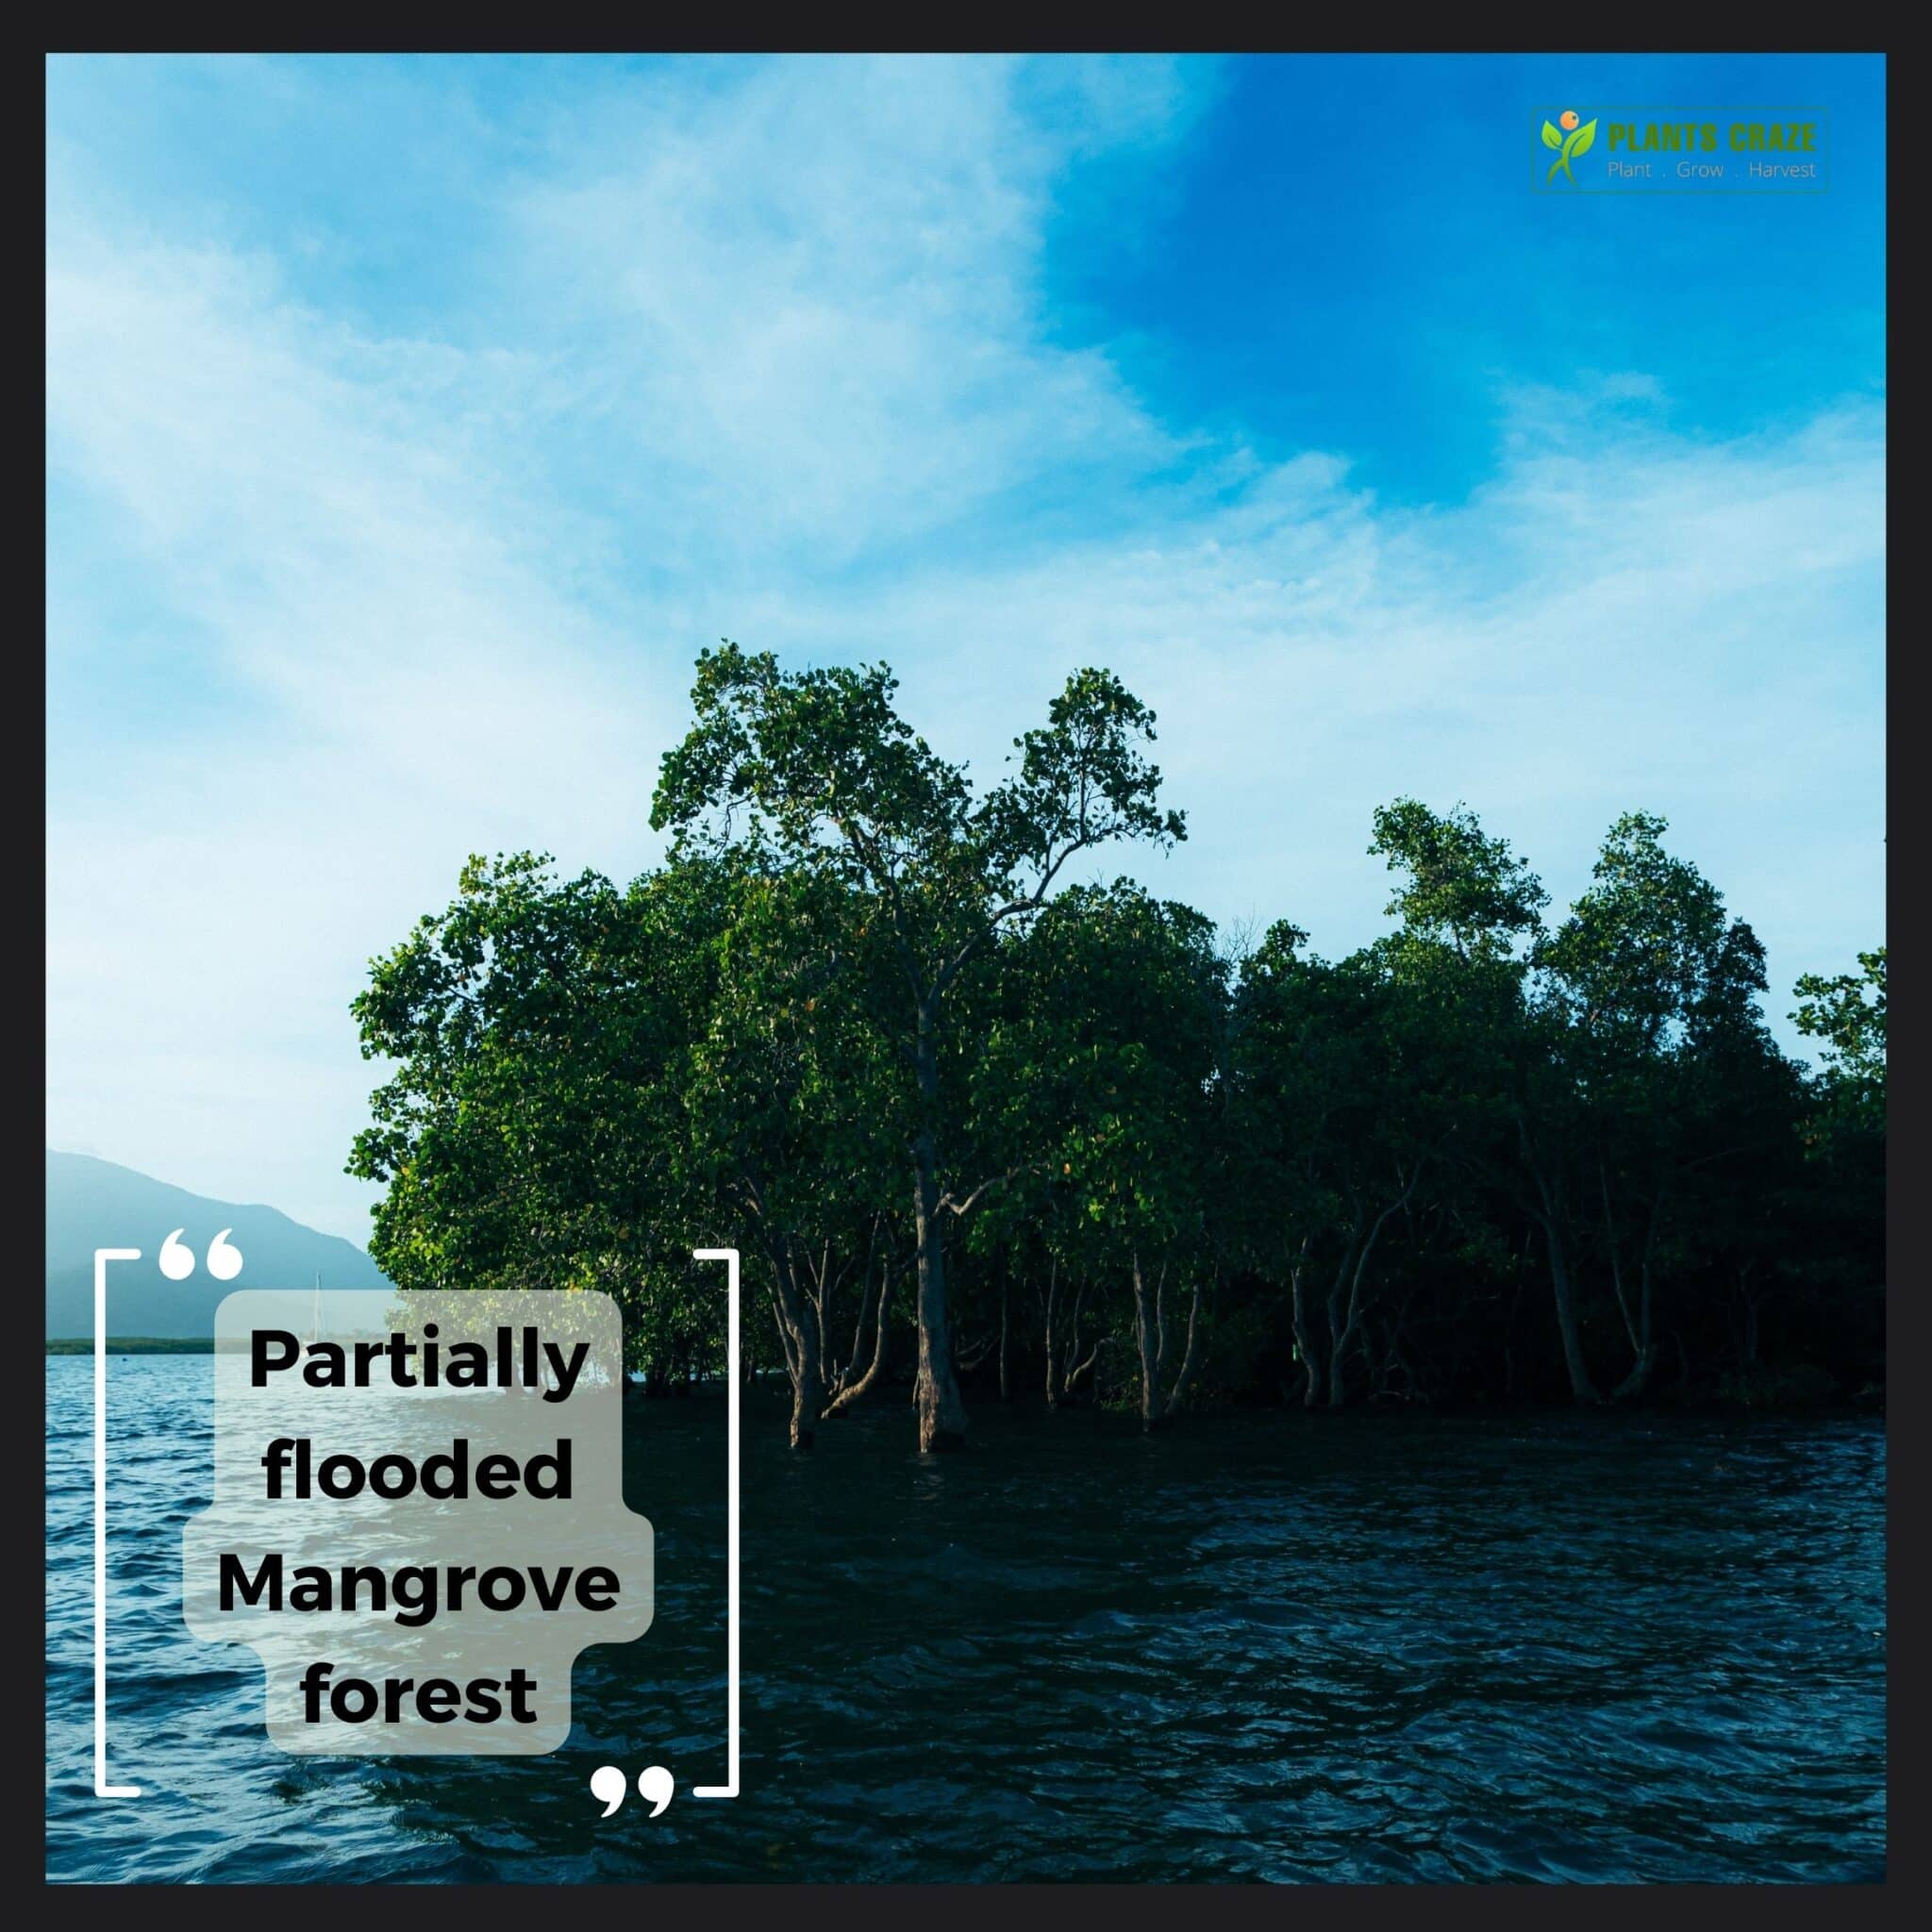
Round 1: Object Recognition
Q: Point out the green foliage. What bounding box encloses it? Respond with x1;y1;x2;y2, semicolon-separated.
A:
1370;798;1548;961
649;644;1185;991
351;655;1884;1432
974;881;1225;1266
1792;946;1887;1073
1792;947;1887;1143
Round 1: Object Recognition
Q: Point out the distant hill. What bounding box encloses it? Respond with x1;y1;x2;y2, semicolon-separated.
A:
45;1151;390;1339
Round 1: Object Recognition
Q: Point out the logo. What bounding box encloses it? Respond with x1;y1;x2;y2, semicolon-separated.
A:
1532;107;1827;194
1541;109;1598;184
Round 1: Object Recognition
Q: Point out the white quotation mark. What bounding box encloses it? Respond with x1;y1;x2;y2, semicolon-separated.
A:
157;1228;244;1280
589;1764;674;1818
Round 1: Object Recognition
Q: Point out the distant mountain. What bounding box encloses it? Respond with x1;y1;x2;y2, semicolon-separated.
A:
45;1151;390;1338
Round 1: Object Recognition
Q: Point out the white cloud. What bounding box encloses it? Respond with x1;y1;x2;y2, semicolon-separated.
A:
46;58;1884;1239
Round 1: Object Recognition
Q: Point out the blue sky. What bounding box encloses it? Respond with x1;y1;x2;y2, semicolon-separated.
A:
46;54;1886;1239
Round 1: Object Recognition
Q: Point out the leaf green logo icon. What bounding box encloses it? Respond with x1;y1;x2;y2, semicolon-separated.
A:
1545;112;1598;185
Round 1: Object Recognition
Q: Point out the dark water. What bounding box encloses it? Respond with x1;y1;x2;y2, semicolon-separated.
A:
46;1356;1885;1883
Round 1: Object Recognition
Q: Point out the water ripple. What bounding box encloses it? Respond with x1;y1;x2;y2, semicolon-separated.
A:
47;1358;1884;1882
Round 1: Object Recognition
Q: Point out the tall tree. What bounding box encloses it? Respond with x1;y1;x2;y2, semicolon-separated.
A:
1538;812;1788;1398
1363;800;1602;1398
972;882;1227;1426
1231;926;1454;1407
651;645;1184;1450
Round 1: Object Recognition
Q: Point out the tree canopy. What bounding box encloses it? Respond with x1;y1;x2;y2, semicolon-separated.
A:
351;653;1885;1446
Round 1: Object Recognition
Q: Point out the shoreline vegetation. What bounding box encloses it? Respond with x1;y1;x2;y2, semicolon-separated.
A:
348;649;1885;1454
45;1336;216;1355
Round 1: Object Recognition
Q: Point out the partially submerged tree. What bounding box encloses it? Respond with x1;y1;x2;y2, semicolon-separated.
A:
1538;812;1791;1399
1363;800;1605;1396
973;882;1227;1427
650;645;1184;1451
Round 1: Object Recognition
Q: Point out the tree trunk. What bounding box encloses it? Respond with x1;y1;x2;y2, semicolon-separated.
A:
1543;1216;1600;1404
1289;1242;1322;1408
1132;1253;1161;1429
1134;1255;1202;1427
821;1259;894;1419
998;1264;1009;1402
1061;1316;1100;1400
1042;1258;1059;1410
1162;1275;1206;1419
1610;1234;1657;1401
787;1315;824;1454
1323;1232;1358;1408
911;1021;966;1451
1521;1126;1597;1405
1056;1280;1099;1402
1602;1167;1659;1403
771;1246;824;1449
1327;1167;1420;1407
1736;1263;1762;1369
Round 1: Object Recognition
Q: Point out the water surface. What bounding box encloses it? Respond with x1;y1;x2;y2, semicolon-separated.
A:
46;1357;1885;1882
